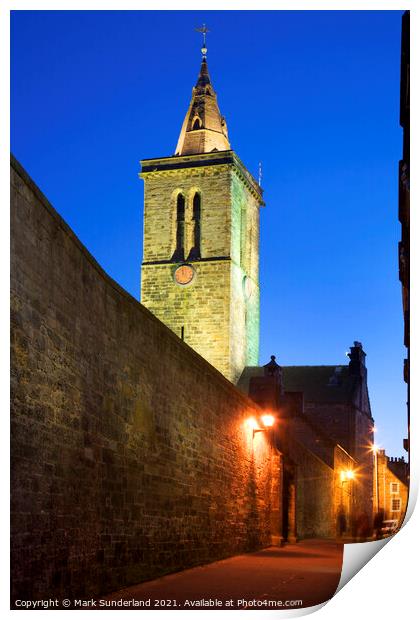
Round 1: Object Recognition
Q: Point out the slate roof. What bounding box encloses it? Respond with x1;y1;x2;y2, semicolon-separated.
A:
238;365;358;405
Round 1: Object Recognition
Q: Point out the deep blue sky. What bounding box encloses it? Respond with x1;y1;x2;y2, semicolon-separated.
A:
11;10;406;457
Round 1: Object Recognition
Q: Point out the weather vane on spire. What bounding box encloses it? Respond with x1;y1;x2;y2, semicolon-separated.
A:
195;23;210;58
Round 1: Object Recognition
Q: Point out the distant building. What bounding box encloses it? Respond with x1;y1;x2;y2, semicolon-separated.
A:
239;343;374;540
374;449;408;529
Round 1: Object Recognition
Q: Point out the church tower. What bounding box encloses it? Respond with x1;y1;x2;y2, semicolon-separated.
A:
140;34;263;383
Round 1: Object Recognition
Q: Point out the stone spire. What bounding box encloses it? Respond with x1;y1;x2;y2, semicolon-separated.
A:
175;36;230;156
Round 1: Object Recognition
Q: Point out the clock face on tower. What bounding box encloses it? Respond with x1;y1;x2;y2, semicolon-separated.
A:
174;264;195;286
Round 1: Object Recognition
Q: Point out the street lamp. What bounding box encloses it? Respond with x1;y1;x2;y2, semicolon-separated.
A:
248;413;276;437
260;414;275;429
340;469;355;482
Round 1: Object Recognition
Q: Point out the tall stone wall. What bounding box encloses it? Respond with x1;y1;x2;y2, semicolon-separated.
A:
10;156;279;601
291;441;355;540
303;401;374;522
352;407;375;520
291;439;335;539
333;446;357;535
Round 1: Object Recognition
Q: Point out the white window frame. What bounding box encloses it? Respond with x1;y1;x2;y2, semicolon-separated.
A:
391;498;401;512
390;482;399;494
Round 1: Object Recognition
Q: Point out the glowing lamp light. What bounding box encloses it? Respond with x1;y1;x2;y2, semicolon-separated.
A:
246;417;259;431
341;469;355;482
261;414;275;428
247;414;276;437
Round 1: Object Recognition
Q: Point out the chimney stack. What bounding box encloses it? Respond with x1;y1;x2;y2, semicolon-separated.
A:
249;355;283;410
347;341;367;379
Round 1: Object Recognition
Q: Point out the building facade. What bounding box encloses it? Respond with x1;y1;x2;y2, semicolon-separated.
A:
140;48;263;383
239;343;375;538
374;449;408;530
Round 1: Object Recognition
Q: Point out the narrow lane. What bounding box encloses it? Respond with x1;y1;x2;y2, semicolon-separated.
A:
101;539;344;610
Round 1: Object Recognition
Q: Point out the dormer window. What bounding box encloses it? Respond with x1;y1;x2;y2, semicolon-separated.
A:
192;117;202;130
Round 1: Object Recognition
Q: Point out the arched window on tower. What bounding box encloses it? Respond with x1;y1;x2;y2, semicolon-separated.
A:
188;193;201;260
172;193;185;261
192;118;201;130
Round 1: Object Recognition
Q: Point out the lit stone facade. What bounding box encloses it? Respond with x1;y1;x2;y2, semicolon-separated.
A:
239;345;376;538
140;53;263;383
140;151;262;383
374;450;408;527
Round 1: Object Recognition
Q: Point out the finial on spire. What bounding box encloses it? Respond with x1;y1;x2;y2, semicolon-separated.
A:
196;23;210;58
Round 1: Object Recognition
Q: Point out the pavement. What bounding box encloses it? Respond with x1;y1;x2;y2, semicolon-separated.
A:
101;539;344;611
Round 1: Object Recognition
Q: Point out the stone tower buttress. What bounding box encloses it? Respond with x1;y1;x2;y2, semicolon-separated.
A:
140;46;263;383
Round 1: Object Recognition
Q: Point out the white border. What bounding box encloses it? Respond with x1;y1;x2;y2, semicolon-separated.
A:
3;2;417;618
